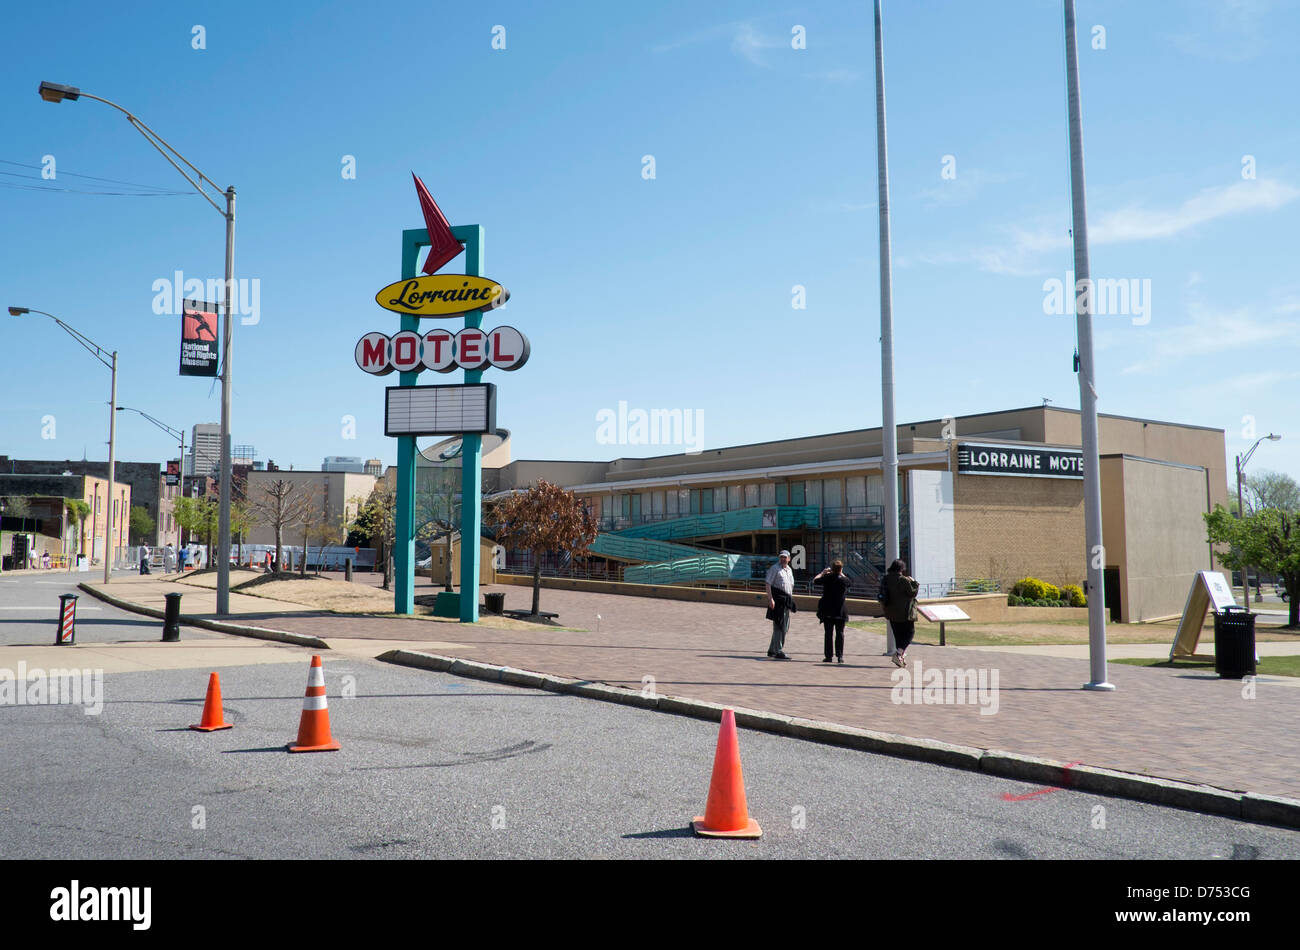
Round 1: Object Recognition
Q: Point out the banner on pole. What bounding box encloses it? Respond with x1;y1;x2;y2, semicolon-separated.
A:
180;299;220;376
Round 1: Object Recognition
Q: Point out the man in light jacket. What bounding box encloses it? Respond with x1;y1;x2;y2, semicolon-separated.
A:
765;550;796;660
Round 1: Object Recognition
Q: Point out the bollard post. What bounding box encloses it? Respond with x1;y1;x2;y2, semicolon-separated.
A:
345;558;353;582
162;591;182;642
56;593;78;645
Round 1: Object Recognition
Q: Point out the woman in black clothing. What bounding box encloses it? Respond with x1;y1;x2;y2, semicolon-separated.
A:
813;560;850;663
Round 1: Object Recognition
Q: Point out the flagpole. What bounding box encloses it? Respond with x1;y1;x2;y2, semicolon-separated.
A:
1064;0;1113;690
875;0;899;656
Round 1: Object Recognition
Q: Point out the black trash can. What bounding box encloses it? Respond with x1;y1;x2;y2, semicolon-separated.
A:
1214;606;1256;679
484;592;505;615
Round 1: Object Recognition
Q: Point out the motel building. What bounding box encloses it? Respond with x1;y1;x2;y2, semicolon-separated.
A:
481;405;1228;624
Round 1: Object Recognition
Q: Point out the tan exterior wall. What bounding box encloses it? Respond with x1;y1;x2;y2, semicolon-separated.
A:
953;470;1085;590
1105;456;1213;622
1043;409;1226;512
84;476;131;563
243;471;374;547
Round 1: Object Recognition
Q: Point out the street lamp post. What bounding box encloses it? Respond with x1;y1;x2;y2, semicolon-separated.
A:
39;80;237;615
1236;433;1281;611
8;307;117;583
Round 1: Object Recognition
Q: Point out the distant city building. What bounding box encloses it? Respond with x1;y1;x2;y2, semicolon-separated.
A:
322;456;364;473
364;458;383;476
190;424;221;477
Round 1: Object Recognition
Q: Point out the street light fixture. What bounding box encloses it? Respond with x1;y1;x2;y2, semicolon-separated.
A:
40;80;237;614
1236;432;1282;611
9;306;118;583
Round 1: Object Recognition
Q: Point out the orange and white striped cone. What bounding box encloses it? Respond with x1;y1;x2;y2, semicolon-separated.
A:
288;655;340;753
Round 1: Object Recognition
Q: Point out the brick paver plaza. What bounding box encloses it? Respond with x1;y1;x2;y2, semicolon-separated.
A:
91;575;1300;801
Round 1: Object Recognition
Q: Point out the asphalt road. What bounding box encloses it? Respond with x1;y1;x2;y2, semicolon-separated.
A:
2;573;1299;859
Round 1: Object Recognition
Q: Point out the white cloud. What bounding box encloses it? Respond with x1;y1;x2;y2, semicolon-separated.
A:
1091;180;1299;244
730;24;785;66
944;179;1297;276
1114;301;1300;376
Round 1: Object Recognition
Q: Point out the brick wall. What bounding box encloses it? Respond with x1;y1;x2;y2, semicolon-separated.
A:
953;473;1086;590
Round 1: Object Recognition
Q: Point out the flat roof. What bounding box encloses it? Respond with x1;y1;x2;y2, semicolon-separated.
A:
501;404;1222;469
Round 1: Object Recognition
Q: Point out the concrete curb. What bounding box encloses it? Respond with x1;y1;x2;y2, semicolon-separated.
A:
77;583;330;651
375;647;1300;831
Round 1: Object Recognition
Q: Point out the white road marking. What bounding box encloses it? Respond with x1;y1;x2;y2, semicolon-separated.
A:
0;606;103;611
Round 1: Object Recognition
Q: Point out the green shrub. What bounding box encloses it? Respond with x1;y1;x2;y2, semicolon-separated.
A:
1061;584;1086;607
1011;577;1061;602
1007;595;1021;606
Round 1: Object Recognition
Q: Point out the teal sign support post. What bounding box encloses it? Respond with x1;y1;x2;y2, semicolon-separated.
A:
394;224;485;621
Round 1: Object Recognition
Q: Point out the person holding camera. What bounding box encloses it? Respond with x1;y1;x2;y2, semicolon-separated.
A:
813;560;850;663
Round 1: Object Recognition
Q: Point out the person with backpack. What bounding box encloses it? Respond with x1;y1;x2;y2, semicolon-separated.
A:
878;558;919;667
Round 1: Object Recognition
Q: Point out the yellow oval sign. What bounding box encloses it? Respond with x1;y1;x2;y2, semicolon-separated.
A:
375;275;509;317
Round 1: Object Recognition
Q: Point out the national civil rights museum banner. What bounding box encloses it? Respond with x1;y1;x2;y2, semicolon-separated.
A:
179;299;219;376
957;442;1084;479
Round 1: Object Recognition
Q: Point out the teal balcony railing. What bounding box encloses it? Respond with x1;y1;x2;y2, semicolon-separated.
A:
605;504;820;542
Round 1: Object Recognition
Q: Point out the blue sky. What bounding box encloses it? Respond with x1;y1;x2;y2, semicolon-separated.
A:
1;0;1297;491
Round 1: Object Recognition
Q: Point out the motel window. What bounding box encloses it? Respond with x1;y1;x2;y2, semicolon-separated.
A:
823;478;842;508
790;482;806;505
867;474;884;507
760;484;776;507
745;484;760;508
776;484;787;506
806;479;822;506
652;491;665;516
713;488;726;512
846;477;866;508
641;493;652;518
677;489;690;513
727;485;742;511
665;491;678;516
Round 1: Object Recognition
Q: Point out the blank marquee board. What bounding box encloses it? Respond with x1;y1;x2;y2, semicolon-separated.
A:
385;383;496;437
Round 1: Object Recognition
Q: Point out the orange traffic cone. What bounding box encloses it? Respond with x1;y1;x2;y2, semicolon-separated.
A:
288;655;340;752
692;708;762;838
190;672;233;732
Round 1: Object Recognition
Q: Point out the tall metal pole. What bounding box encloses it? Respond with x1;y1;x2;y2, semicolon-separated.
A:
874;0;899;655
216;187;236;615
1237;454;1249;611
106;351;118;583
1064;0;1113;690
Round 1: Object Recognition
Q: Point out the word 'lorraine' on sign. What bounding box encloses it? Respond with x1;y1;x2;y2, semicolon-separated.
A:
956;441;1084;479
375;274;509;317
385;382;496;437
356;327;529;375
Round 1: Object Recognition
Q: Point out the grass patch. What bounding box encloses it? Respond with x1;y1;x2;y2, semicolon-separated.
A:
1113;655;1300;678
849;617;1300;647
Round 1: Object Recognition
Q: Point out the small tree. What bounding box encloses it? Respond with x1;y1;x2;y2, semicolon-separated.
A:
249;478;312;573
1244;470;1300;516
64;499;90;557
1206;504;1300;628
129;505;155;545
488;479;597;617
231;500;255;566
349;487;397;589
173;496;219;565
6;496;32;537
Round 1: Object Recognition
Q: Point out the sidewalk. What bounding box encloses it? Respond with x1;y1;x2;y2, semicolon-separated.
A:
82;574;1300;802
